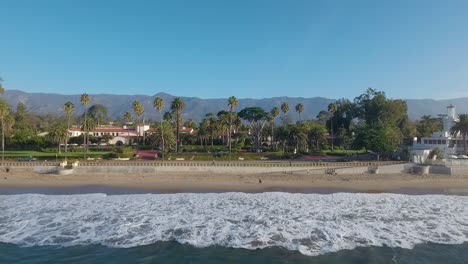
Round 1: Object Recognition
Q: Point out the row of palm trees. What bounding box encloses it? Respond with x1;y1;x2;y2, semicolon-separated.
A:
56;91;468;159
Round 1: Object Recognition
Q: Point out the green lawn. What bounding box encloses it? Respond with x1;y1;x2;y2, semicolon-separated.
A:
1;150;112;160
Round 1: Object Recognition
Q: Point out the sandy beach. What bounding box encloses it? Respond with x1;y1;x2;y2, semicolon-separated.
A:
1;167;468;194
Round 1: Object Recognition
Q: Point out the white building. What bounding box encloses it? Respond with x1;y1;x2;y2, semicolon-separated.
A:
68;124;151;145
411;105;466;163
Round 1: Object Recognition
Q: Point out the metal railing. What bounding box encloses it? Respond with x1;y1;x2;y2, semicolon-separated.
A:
0;160;405;168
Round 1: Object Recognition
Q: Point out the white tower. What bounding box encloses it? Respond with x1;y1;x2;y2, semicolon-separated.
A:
443;105;456;136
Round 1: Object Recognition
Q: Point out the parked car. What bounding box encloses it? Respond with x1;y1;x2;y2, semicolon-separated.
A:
17;156;37;162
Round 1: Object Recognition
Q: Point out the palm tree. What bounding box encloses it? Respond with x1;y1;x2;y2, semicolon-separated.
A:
281;102;289;124
171;97;185;153
0;77;4;95
82;117;97;144
49;121;68;154
132;100;145;145
269;107;280;148
148;121;176;151
183;119;196;128
228;96;238;162
0;99;9;161
328;103;337;151
308;122;328;151
123;111;132;144
153;97;165;161
80;93;91;158
63;101;74;160
450;114;468;155
295;103;304;122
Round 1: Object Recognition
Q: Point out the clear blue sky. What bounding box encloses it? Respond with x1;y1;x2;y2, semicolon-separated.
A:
1;0;468;99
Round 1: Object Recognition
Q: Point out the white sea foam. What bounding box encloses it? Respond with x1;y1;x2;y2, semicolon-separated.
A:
0;192;467;256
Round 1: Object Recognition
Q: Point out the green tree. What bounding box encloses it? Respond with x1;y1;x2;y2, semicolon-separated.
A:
132;100;145;145
0;77;4;94
171;97;186;153
450;114;468;155
48;121;68;154
153;97;165;160
148;121;176;152
82;117;97;139
316;110;332;126
290;124;308;152
307;122;328;151
63;101;75;159
328;103;337;151
0;99;9;161
416;115;442;137
228;96;238;161
123;111;132;144
280;102;290;124
87;104;108;126
163;111;173;122
80;93;91;157
295;103;304;122
269;107;280;148
238;107;269;149
217;110;230;145
183;119;196;128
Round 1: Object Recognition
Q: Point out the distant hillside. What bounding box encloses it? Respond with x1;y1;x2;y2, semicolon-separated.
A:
3;90;468;122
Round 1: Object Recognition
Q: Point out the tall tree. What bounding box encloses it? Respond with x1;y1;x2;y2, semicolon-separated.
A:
295;103;304;122
171;97;186;153
270;107;280;148
307;122;328;151
0;99;9;161
328;103;337;151
183;119;196;128
87;104;108;126
280;102;290;124
0;77;4;95
132;100;145;145
49;121;68;154
417;115;442;137
238;107;269;149
450;114;468;155
123;111;132;144
228;96;238;162
63;101;74;160
148;121;176;151
217;111;230;145
80;93;91;158
153;97;165;161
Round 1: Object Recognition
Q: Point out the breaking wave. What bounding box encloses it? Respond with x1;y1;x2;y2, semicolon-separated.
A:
1;192;467;256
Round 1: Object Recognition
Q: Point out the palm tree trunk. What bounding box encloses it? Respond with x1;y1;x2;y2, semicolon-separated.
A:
84;108;88;159
160;116;165;162
176;111;180;153
1;115;4;162
464;134;467;155
65;114;70;160
143;118;146;146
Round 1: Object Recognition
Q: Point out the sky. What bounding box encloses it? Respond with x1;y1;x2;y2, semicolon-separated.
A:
1;0;468;100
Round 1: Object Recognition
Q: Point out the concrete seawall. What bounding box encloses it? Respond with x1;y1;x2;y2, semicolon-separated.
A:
72;163;415;175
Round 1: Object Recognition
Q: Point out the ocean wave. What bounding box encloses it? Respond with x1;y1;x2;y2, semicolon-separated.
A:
1;192;467;256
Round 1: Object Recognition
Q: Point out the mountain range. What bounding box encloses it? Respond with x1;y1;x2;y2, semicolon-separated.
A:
3;90;468;122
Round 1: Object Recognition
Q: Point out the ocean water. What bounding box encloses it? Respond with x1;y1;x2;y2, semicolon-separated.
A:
1;192;467;263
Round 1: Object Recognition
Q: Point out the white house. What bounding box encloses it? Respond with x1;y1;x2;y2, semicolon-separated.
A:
68;124;151;145
411;105;466;163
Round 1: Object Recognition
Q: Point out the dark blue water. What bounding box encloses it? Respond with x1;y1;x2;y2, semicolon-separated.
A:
1;242;468;264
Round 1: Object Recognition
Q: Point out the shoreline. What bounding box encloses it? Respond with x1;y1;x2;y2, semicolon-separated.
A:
1;168;468;195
